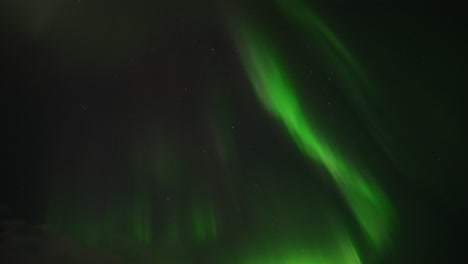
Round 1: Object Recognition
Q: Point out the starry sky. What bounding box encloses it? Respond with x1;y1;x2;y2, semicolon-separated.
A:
1;0;467;263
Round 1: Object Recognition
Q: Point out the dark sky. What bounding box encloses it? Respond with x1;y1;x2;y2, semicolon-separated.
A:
1;1;466;263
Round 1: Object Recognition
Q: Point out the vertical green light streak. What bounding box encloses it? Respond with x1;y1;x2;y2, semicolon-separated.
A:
274;0;397;169
191;199;218;241
131;188;152;245
232;14;394;254
131;152;153;246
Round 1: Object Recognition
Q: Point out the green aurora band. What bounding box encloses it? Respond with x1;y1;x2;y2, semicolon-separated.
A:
275;0;398;171
230;0;395;262
40;1;396;262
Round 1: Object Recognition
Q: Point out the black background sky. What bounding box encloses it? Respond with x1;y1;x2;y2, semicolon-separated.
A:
1;1;467;263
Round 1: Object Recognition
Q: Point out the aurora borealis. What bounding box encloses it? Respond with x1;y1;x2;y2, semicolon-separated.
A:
231;0;394;252
1;0;466;263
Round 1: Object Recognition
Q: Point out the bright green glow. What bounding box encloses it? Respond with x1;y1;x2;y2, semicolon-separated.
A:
231;10;394;254
271;0;395;250
274;0;396;167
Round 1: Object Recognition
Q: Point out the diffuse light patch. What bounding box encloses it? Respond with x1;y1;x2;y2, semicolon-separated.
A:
229;0;395;261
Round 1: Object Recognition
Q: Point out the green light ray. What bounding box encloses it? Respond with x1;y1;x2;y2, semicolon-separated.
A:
44;150;154;248
191;198;218;241
274;0;399;172
229;9;394;255
130;152;153;246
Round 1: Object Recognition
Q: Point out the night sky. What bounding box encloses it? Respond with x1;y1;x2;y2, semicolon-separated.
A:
1;0;466;263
